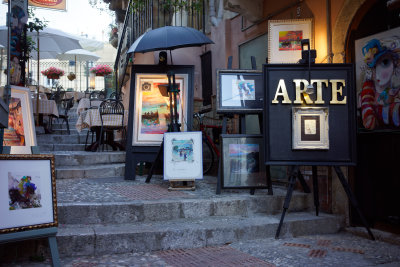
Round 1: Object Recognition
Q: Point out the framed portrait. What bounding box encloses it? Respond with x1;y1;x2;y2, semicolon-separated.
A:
268;19;313;63
0;154;58;234
163;131;203;180
292;107;329;150
221;134;267;189
2;86;37;154
133;73;188;146
354;27;400;131
216;69;263;114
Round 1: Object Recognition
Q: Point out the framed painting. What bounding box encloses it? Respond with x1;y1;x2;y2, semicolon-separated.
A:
2;86;37;154
0;154;58;234
163;131;203;180
268;19;313;63
292;107;329;150
216;69;263;114
221;134;267;189
354;27;400;131
132;73;189;146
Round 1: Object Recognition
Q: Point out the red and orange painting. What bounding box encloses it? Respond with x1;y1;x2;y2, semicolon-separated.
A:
3;97;25;146
140;82;180;134
279;31;303;51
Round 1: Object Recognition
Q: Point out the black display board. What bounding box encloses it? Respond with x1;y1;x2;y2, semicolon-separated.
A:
125;65;194;180
263;64;356;166
216;69;263;114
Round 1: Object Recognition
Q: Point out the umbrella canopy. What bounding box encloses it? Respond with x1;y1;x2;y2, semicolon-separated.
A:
56;49;100;62
127;26;213;54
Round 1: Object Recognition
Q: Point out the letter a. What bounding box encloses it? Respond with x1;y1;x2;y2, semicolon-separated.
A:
272;79;292;104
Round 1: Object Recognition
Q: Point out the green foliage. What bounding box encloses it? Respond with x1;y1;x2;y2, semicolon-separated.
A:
25;8;48;57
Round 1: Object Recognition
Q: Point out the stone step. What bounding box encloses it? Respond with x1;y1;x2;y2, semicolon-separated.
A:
56;163;125;179
48;128;80;135
56;212;343;256
52;151;126;167
39;143;87;152
37;133;87;145
57;192;312;225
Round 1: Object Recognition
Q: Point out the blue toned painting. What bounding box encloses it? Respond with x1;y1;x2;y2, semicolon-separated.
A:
171;139;194;162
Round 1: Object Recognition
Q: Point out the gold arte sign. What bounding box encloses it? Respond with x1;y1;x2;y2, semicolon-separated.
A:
3;0;66;10
271;79;347;105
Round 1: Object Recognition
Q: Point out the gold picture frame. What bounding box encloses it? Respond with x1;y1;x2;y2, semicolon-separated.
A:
268;18;314;63
0;154;58;234
292;107;329;150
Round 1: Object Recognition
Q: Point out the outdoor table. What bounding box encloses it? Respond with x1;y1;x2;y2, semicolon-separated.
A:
76;98;102;115
76;108;128;151
31;99;59;117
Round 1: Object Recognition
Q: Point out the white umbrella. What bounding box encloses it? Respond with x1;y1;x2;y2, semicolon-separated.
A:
57;49;100;90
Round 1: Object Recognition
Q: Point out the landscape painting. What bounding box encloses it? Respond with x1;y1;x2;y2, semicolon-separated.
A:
279;30;302;51
171;138;194;162
140;81;181;134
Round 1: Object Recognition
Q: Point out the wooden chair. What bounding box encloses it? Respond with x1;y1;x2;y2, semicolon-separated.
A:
98;99;125;151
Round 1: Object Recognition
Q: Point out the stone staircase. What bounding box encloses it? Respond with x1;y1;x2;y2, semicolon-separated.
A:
34;104;344;257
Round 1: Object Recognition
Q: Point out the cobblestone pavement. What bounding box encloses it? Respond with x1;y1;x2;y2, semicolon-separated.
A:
5;231;400;267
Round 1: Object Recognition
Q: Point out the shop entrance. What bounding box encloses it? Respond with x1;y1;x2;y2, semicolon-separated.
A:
346;0;400;233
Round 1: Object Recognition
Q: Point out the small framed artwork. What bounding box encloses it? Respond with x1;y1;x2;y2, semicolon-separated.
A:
163;131;203;180
292;107;329;150
221;134;267;189
268;18;313;63
3;86;37;154
0;154;58;234
216;69;263;114
133;73;188;146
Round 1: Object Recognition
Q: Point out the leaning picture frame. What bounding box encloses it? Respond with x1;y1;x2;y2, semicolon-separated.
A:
221;134;267;189
268;18;313;63
216;69;263;114
2;86;37;154
132;73;188;146
0;154;58;234
163;131;203;180
292;107;329;150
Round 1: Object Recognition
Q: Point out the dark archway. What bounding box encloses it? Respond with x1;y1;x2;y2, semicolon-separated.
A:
346;0;400;233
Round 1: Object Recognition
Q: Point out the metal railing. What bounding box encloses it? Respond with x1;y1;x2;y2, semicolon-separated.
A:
114;0;205;93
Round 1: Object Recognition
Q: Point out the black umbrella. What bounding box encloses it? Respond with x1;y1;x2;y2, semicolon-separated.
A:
127;26;213;54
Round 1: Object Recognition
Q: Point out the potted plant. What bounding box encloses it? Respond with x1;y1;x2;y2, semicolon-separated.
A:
67;72;76;81
90;64;113;77
41;67;64;79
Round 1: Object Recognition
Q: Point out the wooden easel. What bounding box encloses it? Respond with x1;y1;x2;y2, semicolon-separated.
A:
216;56;273;195
0;146;61;267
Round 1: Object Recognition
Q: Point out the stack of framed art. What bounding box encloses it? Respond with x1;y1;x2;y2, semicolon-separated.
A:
125;65;194;180
216;69;272;195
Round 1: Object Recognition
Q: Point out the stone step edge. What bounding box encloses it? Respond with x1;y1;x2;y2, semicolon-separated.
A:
56;212;343;256
57;193;312;224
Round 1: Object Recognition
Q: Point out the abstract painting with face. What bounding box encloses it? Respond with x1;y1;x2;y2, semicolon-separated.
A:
355;29;400;130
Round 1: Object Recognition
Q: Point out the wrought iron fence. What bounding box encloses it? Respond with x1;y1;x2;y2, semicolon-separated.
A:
115;0;205;92
0;60;114;92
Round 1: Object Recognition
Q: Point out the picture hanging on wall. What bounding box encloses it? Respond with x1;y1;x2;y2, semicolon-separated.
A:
133;73;188;146
354;27;400;131
268;18;313;63
216;70;263;113
221;134;267;189
163;131;203;180
0;154;57;234
2;86;37;154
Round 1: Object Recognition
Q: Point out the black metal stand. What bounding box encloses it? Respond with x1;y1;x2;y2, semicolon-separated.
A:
275;165;375;240
146;71;180;183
